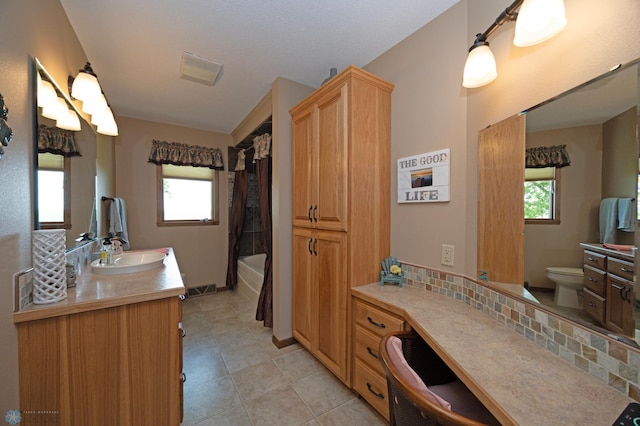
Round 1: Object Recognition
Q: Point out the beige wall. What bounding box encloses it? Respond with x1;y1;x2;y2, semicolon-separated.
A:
365;1;469;272
0;0;90;412
113;116;232;288
271;77;313;341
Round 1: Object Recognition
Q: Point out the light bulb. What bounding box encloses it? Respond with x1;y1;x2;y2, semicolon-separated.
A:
462;44;497;88
514;0;567;47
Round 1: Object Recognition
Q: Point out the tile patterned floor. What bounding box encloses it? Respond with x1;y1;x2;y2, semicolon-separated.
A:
181;290;387;426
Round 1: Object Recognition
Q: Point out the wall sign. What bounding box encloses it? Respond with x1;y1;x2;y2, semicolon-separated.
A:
397;148;450;203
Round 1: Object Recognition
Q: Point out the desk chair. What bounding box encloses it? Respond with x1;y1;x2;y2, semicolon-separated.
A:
380;331;499;426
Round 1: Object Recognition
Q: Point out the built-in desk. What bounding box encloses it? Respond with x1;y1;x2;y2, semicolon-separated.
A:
352;283;632;425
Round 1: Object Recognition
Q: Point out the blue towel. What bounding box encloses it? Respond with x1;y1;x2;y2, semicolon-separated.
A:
599;198;618;244
617;198;635;232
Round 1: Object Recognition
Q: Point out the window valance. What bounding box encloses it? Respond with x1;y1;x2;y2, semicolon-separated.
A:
252;133;271;161
525;144;571;168
37;124;81;157
148;139;224;170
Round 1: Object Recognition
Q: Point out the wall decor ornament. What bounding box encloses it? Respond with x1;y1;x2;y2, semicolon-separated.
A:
0;93;13;159
32;229;67;304
397;148;450;203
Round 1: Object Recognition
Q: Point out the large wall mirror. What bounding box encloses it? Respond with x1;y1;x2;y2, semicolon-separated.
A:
481;57;640;349
34;58;97;250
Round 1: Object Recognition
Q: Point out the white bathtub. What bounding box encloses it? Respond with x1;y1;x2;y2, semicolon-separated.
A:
237;253;266;304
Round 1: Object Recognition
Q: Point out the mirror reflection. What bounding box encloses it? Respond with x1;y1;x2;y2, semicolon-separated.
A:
34;58;97;250
523;60;639;344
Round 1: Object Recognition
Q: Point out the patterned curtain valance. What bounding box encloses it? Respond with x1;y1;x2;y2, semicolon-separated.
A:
148;139;224;170
252;133;271;161
37;124;81;157
525;144;571;168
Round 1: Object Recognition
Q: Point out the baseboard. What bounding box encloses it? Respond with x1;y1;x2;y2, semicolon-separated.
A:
528;286;555;293
272;335;297;349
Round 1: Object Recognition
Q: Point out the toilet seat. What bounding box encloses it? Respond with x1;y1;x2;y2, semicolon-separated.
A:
546;267;583;277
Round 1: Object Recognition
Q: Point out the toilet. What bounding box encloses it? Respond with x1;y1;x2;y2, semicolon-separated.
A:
545;267;584;309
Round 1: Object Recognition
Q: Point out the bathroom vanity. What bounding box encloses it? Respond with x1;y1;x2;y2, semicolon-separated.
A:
580;243;636;336
352;283;634;425
13;248;185;425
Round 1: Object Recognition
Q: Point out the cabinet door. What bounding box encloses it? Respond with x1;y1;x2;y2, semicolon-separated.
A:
292;110;316;228
315;230;348;382
292;227;316;350
316;86;348;231
477;114;525;284
606;275;635;336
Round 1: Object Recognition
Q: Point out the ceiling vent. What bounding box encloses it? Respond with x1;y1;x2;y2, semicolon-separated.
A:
179;52;223;86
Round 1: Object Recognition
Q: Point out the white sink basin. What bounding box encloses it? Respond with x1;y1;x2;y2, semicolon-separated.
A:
91;251;167;275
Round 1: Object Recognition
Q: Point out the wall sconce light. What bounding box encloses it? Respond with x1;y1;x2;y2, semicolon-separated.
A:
70;62;102;102
462;0;567;88
68;62;119;136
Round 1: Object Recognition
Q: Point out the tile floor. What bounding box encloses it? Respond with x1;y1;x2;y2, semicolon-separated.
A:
180;290;387;426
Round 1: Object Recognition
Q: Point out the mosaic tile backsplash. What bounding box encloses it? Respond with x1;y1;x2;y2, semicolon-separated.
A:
401;262;640;402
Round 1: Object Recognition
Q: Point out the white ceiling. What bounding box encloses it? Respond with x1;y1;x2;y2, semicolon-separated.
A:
59;0;460;135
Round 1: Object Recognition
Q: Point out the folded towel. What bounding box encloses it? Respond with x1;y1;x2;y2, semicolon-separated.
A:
603;243;634;252
599;198;618;244
617;198;636;232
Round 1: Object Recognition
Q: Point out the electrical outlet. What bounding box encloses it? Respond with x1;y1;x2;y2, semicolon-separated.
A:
441;244;454;267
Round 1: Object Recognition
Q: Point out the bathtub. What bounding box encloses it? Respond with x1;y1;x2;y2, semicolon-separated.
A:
237;253;266;304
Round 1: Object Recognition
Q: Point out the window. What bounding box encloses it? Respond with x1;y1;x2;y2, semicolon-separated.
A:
525;167;560;224
37;152;71;228
157;164;219;226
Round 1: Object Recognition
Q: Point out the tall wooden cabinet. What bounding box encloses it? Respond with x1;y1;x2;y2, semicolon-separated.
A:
290;65;393;385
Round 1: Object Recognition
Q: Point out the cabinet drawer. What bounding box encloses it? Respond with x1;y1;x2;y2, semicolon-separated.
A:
583;265;606;296
583;250;606;270
354;325;385;376
354;299;404;337
583;289;605;324
607;257;634;282
353;358;389;420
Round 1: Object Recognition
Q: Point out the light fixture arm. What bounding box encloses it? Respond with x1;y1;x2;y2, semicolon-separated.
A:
470;0;524;50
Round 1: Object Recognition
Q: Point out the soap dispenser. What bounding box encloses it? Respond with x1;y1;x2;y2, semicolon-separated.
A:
101;237;114;265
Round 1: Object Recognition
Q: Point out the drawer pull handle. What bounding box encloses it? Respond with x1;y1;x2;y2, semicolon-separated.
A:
181;328;186;338
587;301;597;308
313;205;318;222
367;317;386;329
308;206;313;222
621;267;634;273
308;239;313;254
366;383;384;399
181;372;187;383
612;282;625;290
366;347;379;360
587;277;598;282
587;257;597;261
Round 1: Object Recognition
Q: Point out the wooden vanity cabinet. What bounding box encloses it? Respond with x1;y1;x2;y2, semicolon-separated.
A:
290;66;393;386
352;297;405;420
582;247;635;336
16;297;183;425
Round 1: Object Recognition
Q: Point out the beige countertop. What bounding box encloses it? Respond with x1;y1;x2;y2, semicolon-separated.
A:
352;283;632;426
14;248;185;323
580;242;636;261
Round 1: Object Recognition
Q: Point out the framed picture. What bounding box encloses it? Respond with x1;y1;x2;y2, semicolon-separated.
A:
397;148;450;203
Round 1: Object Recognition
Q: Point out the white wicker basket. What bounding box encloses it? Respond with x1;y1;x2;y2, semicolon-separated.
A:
32;229;67;304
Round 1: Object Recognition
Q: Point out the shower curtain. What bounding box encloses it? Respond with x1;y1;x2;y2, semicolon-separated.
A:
254;134;273;327
225;161;248;290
